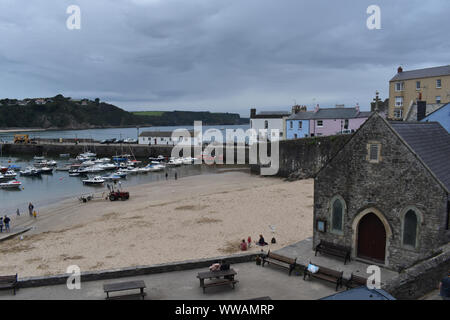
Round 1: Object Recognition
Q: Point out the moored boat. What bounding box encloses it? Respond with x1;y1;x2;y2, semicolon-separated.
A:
0;180;22;189
82;176;105;185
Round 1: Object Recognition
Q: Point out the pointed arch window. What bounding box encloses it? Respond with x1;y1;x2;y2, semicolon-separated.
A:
403;210;418;247
329;196;346;234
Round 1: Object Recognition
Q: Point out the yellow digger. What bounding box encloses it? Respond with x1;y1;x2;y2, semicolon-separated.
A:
13;134;32;144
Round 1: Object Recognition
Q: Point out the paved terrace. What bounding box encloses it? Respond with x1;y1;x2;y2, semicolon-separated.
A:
1;261;339;300
0;238;402;300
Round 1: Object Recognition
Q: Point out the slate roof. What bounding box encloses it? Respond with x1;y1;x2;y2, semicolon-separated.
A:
257;111;291;116
287;111;315;120
311;108;370;119
287;109;372;120
320;286;396;300
390;65;450;82
389;121;450;191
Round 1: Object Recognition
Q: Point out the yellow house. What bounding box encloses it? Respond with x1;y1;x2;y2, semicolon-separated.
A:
388;65;450;120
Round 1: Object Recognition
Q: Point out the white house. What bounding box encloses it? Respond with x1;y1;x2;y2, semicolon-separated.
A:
249;108;290;143
139;131;201;146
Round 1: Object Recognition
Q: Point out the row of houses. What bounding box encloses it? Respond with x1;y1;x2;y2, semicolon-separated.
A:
250;104;372;142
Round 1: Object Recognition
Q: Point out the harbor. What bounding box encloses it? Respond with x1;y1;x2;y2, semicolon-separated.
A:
0;153;225;214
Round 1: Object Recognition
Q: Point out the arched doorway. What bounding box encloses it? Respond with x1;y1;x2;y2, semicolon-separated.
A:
357;212;386;263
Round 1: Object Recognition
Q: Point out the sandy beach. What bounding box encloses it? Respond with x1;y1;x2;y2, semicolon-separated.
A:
1;170;313;277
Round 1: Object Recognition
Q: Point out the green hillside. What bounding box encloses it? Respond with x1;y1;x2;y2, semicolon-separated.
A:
0;95;248;129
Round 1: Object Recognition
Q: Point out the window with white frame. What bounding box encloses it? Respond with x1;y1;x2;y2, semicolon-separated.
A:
394;109;403;119
298;121;302;129
437;79;442;88
395;96;403;107
317;120;323;127
395;82;404;91
416;81;421;90
290;121;293;129
436;96;441;103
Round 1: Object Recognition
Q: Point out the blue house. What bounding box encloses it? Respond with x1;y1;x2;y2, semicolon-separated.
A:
420;103;450;132
286;111;313;139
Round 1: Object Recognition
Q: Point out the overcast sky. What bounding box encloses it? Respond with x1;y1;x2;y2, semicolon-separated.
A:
1;0;449;116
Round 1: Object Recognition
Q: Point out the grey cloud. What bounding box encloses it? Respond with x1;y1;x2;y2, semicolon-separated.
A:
0;0;449;115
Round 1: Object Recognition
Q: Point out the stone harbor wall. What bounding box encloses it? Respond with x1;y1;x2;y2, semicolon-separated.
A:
383;243;450;300
276;135;351;179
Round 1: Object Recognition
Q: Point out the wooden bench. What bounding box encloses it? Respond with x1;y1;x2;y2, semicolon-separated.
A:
197;269;238;293
202;279;239;293
0;274;18;295
103;280;146;300
303;262;343;291
346;273;368;289
315;240;351;265
262;251;297;276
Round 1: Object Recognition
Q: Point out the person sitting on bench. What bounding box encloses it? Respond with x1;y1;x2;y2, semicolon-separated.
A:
257;234;268;246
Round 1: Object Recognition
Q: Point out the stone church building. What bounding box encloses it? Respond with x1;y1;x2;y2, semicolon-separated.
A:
313;113;450;271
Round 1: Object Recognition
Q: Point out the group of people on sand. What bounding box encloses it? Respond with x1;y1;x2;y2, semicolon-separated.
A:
239;234;274;251
0;215;11;233
1;202;38;233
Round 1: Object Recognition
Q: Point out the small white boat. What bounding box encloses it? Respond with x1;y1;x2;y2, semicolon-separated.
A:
80;160;96;167
39;167;54;174
4;170;17;179
167;157;183;166
126;167;139;174
47;160;58;166
102;173;122;181
137;167;151;173
114;171;128;178
99;163;117;170
59;153;70;158
182;157;195;165
0;180;22;189
82;176;105;185
33;156;45;160
20;167;41;176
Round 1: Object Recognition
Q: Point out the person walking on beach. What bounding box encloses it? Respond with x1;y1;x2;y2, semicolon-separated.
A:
165;172;168;180
0;217;3;233
3;215;10;232
28;202;34;217
33;211;37;219
174;171;178;180
16;208;20;217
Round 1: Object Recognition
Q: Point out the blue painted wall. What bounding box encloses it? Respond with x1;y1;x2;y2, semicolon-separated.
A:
286;119;310;139
421;103;450;132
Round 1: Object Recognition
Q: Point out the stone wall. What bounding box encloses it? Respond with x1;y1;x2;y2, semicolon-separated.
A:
383;243;450;299
277;135;351;179
314;115;449;271
18;252;261;288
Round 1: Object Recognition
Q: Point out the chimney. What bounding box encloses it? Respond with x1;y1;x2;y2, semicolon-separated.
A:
397;66;403;73
355;103;360;113
314;104;320;113
417;101;426;121
250;108;256;118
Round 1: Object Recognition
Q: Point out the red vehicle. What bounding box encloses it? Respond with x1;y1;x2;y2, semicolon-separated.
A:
109;191;130;201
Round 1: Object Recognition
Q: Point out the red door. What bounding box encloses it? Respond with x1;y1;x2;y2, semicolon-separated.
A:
357;213;386;263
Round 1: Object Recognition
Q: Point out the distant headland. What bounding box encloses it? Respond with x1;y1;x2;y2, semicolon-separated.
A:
0;95;249;130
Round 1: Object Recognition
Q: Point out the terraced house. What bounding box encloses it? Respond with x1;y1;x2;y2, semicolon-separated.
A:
285;105;371;139
389;65;450;120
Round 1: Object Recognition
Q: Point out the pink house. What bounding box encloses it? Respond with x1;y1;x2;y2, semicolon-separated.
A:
309;104;371;137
